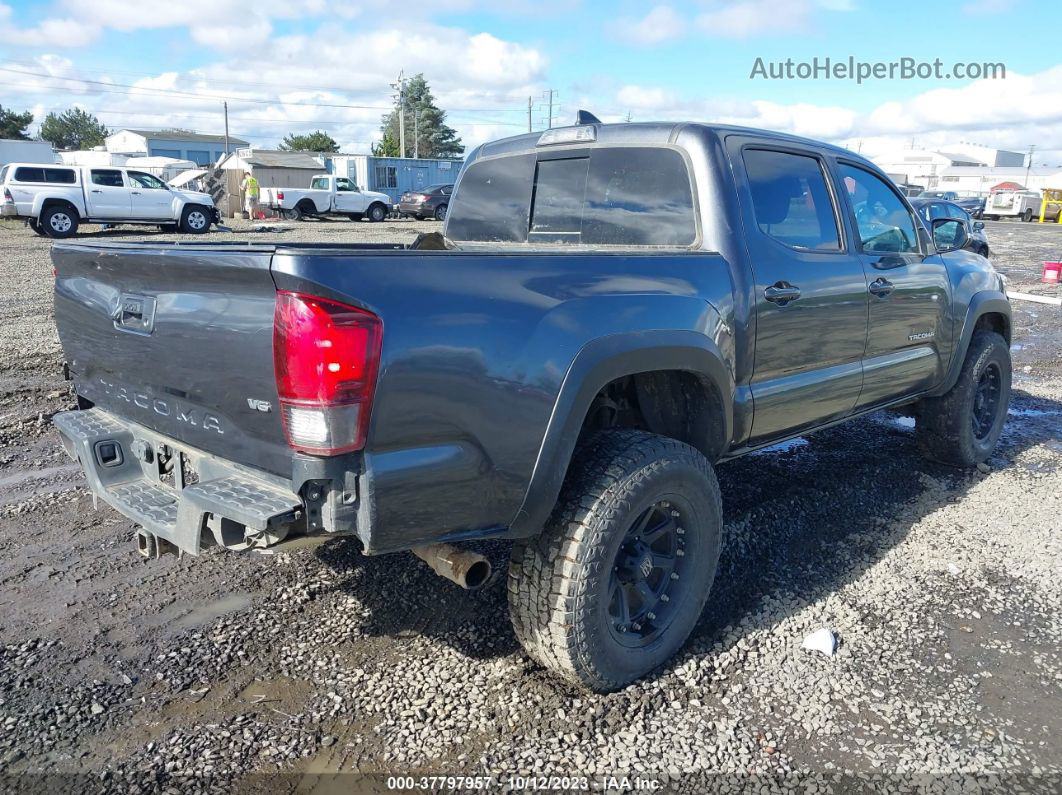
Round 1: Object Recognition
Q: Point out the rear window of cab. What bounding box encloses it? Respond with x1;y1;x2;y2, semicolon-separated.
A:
446;146;697;247
13;167;77;184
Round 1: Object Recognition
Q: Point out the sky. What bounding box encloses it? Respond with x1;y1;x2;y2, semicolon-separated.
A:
2;0;1062;162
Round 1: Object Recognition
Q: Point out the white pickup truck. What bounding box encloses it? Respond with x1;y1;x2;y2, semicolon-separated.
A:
260;174;392;222
983;189;1043;222
0;163;218;238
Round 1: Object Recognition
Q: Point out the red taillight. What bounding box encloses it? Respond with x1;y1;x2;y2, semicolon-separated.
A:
2;188;12;202
273;291;382;455
277;191;284;201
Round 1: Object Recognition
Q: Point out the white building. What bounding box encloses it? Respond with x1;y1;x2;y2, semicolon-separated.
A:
870;145;1062;195
0;138;57;166
105;129;248;166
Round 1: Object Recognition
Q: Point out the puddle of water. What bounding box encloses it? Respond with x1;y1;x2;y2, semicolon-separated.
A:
172;593;255;630
752;437;809;456
1008;407;1062;417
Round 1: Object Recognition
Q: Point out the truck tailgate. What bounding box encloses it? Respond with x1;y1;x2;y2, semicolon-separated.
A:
52;242;291;477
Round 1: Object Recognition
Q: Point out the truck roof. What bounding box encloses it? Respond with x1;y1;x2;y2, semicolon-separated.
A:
473;120;863;164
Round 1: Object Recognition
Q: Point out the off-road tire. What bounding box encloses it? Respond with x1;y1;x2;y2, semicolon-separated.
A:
41;205;79;238
179;205;211;234
508;430;722;691
916;330;1010;466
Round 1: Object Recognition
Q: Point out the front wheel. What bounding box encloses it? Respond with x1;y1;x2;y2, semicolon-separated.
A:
180;205;211;234
367;203;387;222
915;331;1010;467
508;430;722;691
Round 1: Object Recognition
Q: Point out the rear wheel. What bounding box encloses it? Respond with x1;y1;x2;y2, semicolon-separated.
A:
283;207;302;222
28;218;48;237
367;203;387;222
434;203;447;222
1022;208;1034;222
508;430;722;691
179;205;210;234
41;205;78;238
916;331;1010;467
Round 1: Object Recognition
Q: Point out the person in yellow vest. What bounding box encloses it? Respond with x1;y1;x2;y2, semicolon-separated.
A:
240;171;260;219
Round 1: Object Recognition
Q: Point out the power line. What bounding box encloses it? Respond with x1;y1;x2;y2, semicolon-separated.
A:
0;57;532;111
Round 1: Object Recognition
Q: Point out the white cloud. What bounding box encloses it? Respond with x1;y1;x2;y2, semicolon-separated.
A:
0;3;101;47
610;5;685;46
695;0;820;39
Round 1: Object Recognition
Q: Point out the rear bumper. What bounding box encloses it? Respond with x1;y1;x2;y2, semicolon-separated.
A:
397;201;428;216
0;203;16;218
54;407;304;556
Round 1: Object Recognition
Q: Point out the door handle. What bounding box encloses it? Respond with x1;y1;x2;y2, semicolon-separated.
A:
91;189;103;193
869;277;894;297
131;191;141;195
764;282;801;305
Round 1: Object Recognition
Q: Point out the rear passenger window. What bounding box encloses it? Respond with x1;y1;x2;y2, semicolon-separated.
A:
839;164;919;254
743;149;840;251
91;170;124;187
12;167;76;184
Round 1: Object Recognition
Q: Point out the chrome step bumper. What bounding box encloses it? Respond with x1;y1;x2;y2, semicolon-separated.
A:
53;408;302;555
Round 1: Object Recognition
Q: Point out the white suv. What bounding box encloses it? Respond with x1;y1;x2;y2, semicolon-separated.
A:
1;163;219;238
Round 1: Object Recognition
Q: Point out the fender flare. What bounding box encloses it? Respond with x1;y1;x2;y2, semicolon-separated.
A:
35;195;83;220
508;329;734;537
933;290;1011;396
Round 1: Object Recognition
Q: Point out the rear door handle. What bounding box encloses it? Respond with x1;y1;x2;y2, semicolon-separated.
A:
764;282;801;305
131;191;141;195
869;277;894;298
90;189;102;193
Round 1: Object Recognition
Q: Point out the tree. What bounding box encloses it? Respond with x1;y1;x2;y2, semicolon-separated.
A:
0;104;33;140
39;108;107;150
279;130;339;152
378;74;463;159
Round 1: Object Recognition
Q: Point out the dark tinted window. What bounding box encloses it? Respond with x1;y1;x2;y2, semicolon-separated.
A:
839;164;919;254
446;154;536;242
743;149;840;250
14;167;76;184
91;169;124;187
944;203;968;221
447;147;696;246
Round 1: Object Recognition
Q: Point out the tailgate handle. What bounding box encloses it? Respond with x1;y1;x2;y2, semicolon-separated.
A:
112;294;157;335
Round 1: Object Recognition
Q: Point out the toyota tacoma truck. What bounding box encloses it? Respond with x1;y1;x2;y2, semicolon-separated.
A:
1;163;219;237
259;175;392;222
51;118;1011;691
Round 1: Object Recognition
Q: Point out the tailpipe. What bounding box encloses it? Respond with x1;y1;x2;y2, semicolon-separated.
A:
412;543;492;590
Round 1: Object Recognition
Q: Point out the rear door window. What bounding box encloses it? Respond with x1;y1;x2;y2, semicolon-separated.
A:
743;149;841;251
91;169;125;187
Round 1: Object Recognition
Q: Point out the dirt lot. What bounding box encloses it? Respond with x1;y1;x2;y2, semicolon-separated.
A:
0;217;1060;793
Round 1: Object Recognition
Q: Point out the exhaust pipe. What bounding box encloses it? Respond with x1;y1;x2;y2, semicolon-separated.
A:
412;543;492;590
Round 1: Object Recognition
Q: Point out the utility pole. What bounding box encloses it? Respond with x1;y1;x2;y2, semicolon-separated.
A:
413;110;418;159
223;101;229;156
625;110;632;123
1025;144;1036;188
528;96;532;133
391;71;407;158
547;89;554;129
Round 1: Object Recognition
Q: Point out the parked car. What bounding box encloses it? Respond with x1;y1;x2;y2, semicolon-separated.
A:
953;196;986;218
0;163;219;238
921;190;959;201
259;175;391;222
397;183;453;221
50;119;1011;691
909;197;990;257
982;189;1046;222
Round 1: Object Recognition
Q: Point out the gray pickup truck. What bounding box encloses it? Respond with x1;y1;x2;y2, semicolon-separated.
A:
51;118;1011;691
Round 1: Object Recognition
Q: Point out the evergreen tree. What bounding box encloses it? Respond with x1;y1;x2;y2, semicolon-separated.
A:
39;108;107;150
279;130;340;152
378;74;463;159
0;104;33;140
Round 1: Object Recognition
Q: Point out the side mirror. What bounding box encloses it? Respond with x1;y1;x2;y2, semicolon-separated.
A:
974;220;985;231
932;218;968;253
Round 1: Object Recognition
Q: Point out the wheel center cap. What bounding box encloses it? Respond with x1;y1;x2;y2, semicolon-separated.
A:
638;553;654;579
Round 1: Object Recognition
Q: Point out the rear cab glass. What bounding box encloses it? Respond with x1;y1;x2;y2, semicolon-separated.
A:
13;167;77;185
0;165;8;184
447;146;697;247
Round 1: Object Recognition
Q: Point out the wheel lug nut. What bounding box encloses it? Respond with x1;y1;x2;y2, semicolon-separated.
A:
676;527;685;535
647;612;656;621
671;510;680;517
660;594;670;602
671;573;679;580
676;549;685;557
617;625;627;633
632;622;642;631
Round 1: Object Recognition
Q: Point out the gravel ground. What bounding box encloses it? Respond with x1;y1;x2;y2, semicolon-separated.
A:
0;217;1060;793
